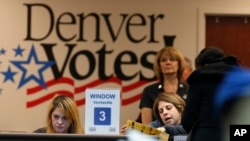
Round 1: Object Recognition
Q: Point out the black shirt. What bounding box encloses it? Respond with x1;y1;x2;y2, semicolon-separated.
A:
139;81;188;121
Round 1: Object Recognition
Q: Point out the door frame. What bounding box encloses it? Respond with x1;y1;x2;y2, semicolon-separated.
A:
197;7;250;53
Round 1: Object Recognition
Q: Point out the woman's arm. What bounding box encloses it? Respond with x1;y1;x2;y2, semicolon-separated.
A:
161;125;186;136
141;107;153;124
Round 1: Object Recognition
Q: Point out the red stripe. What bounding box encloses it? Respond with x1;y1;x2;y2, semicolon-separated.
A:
75;98;85;106
122;80;150;92
122;93;142;106
27;77;74;95
75;77;121;94
26;90;74;108
26;77;153;108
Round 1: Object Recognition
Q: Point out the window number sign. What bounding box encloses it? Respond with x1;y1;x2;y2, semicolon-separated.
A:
85;88;120;135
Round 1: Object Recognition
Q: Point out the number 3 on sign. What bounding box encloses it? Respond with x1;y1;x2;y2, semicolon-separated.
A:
99;111;106;121
94;107;111;125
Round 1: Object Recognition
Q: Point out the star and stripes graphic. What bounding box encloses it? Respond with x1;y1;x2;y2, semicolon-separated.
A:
0;44;155;108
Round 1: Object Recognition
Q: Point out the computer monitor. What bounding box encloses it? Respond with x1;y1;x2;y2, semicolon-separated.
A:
0;133;128;141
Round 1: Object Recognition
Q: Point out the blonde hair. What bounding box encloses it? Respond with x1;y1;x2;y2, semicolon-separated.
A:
46;95;84;133
153;47;186;81
153;92;185;121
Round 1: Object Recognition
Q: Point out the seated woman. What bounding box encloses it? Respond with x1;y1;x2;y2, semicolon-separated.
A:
149;92;186;136
121;92;186;138
33;95;84;134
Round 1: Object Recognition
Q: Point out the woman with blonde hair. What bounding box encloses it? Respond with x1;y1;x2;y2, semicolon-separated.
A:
139;47;188;124
33;95;84;134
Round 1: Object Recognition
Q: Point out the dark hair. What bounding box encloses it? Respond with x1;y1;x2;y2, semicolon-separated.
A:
195;46;225;68
195;47;240;68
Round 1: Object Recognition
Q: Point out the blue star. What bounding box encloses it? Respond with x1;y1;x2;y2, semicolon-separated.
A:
11;45;54;89
13;45;25;57
1;66;17;83
0;48;6;55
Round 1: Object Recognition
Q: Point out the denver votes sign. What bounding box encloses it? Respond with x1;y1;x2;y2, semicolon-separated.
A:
0;0;171;132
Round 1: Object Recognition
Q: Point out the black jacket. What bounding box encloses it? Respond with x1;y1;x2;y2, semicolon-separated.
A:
181;62;237;141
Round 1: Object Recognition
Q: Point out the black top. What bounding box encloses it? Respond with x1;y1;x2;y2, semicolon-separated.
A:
139;81;188;121
33;127;47;133
181;62;237;141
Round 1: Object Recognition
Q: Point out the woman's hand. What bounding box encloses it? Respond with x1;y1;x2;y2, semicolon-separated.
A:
120;124;128;134
157;127;166;132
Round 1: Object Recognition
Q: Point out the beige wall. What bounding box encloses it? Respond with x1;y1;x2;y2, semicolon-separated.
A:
0;0;250;132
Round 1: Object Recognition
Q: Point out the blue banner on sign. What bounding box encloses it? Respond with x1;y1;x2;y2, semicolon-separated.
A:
94;107;111;125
